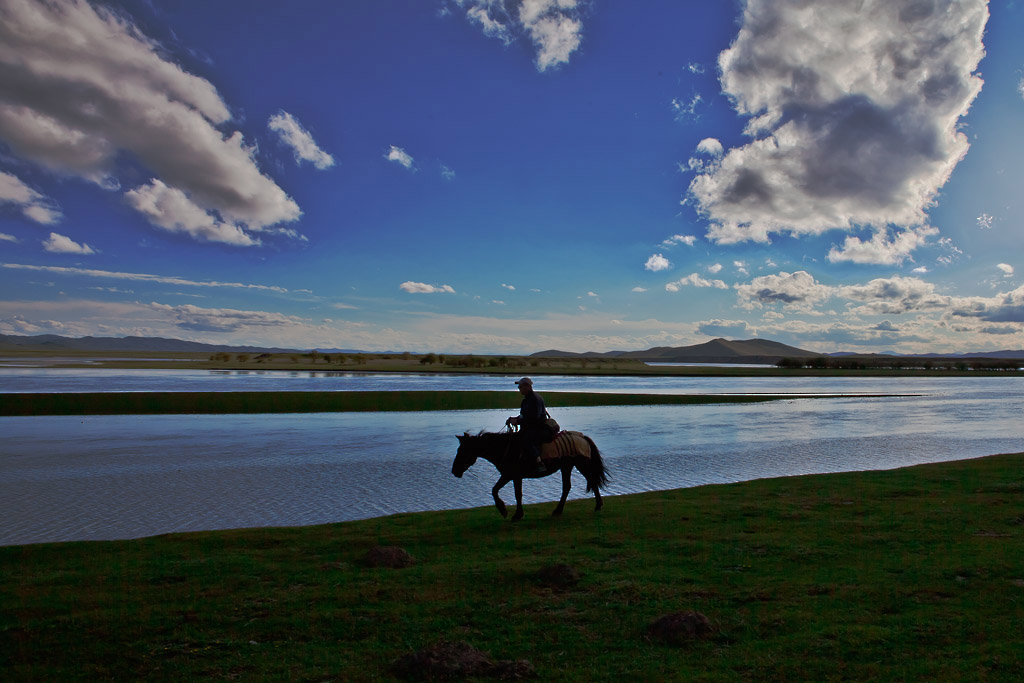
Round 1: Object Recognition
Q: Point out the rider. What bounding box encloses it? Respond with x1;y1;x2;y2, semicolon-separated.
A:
507;377;547;473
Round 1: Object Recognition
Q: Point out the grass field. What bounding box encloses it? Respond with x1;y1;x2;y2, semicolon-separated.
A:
3;453;1022;681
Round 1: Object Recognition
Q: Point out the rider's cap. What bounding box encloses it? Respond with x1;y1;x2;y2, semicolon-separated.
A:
515;377;533;387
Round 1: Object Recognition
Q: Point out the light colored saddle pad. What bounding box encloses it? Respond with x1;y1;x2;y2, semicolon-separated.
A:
540;431;590;461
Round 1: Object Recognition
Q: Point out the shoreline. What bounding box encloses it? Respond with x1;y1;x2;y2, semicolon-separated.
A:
0;389;895;416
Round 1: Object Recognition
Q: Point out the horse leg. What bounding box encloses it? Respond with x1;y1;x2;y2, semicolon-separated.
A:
492;475;510;518
552;463;571;516
510;478;525;522
580;458;603;512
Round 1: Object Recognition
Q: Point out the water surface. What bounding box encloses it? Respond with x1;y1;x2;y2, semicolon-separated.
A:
3;374;1022;545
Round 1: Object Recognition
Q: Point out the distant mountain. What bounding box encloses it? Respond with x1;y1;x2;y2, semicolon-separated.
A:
532;338;820;363
0;334;300;354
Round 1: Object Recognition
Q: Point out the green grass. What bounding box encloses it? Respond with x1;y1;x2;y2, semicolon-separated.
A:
0;390;862;416
3;453;1023;681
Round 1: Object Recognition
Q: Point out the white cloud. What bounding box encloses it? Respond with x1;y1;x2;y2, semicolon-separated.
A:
501;283;516;290
124;179;260;247
662;234;696;247
707;263;723;274
671;94;703;121
977;213;994;229
997;263;1014;277
0;232;18;243
631;286;647;293
42;232;95;255
644;253;671;272
386;145;415;170
268;111;334;170
0;171;61;224
826;226;938;266
838;275;949;315
399;281;455;294
695;138;723;157
2;262;295;293
150;302;307;333
690;0;988;247
455;0;585;72
0;0;301;243
950;284;1024;323
735;270;832;311
665;273;728;291
697;318;751;338
440;164;456;180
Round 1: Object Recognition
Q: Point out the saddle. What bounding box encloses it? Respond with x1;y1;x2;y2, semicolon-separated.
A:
539;431;590;461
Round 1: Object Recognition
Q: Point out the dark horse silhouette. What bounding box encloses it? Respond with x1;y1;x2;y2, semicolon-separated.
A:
452;430;608;522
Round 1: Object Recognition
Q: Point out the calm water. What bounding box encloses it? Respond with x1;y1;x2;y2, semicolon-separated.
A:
2;370;1022;545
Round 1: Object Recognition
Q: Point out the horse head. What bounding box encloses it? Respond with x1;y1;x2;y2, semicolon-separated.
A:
452;432;479;478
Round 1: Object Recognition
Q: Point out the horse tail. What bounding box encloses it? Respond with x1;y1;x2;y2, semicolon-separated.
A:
582;435;609;493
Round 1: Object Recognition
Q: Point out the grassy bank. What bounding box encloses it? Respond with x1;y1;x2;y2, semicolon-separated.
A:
0;390;853;416
3;453;1022;681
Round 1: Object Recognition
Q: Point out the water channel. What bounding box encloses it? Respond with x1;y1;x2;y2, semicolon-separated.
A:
2;369;1022;546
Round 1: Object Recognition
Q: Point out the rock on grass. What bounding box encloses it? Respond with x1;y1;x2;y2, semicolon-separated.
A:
362;546;415;568
392;640;535;680
647;611;714;645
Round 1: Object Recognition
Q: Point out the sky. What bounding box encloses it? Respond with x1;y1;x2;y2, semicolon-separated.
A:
1;0;1023;355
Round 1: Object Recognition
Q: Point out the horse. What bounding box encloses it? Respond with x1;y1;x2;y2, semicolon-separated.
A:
451;430;608;522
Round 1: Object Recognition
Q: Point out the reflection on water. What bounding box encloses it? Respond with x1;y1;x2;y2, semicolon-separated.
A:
3;378;1023;545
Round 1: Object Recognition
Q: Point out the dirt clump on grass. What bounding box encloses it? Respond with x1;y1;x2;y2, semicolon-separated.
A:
392;640;535;680
362;545;416;568
534;563;581;589
647;610;715;645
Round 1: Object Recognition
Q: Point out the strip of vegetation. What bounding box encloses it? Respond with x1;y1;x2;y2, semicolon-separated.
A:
2;453;1021;681
0;390;843;416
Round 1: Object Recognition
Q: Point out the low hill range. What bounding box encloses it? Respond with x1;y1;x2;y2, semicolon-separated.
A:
532;338;820;364
0;333;300;355
2;333;1023;362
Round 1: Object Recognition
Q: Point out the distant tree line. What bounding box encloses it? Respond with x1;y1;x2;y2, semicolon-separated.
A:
776;357;1023;371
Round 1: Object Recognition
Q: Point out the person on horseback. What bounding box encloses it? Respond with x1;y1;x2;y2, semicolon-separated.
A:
506;377;547;473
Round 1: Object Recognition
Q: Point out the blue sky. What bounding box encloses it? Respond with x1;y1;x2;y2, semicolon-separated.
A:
1;0;1023;354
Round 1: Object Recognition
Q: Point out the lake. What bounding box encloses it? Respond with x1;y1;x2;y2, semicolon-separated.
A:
2;370;1022;546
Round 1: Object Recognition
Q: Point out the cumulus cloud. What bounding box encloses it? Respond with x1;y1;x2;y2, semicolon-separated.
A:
827;226;939;265
124;179;260;246
689;0;988;255
386;145;415;170
735;270;832;311
996;263;1014;277
662;234;696;247
644;253;671;272
0;232;17;242
666;273;728;291
707;263;723;274
695;138;723;157
697;318;751;337
838;275;950;315
0;0;300;243
42;232;95;254
0;171;61;224
454;0;585;71
268;111;334;169
400;281;455;294
951;284;1024;323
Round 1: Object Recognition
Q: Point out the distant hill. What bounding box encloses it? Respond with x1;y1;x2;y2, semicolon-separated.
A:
532;338;820;364
0;334;300;354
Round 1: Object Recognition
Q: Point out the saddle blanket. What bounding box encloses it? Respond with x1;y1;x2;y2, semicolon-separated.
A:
540;431;590;461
